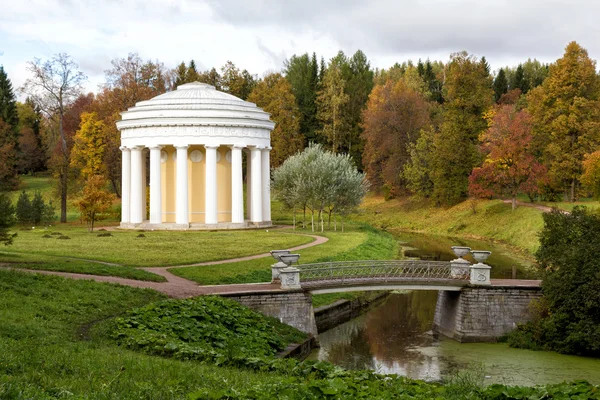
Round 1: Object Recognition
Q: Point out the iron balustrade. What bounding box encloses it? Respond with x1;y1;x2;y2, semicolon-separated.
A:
295;260;468;288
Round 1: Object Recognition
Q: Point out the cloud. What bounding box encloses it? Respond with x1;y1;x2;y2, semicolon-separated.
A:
1;0;599;97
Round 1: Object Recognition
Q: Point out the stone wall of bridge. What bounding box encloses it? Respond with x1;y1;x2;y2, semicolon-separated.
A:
221;291;318;336
433;285;543;342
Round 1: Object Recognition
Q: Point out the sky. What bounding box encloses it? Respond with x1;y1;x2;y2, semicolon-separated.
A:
1;0;599;96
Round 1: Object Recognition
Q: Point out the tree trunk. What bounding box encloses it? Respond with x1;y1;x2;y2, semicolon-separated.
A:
311;210;314;232
512;196;516;211
293;208;296;230
303;206;306;229
111;178;121;198
341;217;344;232
320;210;324;232
328;210;332;230
334;213;337;231
570;178;576;203
59;113;68;223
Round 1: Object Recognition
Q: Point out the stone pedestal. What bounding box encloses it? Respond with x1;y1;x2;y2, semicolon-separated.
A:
280;266;301;290
450;258;471;279
470;263;492;285
271;261;288;282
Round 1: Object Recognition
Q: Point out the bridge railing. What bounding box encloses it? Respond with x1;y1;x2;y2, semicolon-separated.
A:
277;260;467;289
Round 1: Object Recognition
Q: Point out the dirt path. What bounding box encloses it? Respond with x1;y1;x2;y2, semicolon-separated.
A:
4;233;328;298
502;199;568;213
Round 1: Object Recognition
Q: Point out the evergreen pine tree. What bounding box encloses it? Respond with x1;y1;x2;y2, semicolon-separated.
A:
480;56;491;77
186;60;199;82
15;191;32;224
514;64;529;93
31;191;44;224
417;59;425;77
493;68;509;102
0;193;16;245
174;62;188;88
0;66;20;190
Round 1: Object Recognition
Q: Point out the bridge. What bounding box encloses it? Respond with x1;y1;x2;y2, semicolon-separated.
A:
224;251;542;342
283;260;469;293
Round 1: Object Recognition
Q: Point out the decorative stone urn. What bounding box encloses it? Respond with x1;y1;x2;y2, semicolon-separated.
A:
450;246;471;279
270;250;291;282
279;254;300;266
280;266;301;290
470;250;492;285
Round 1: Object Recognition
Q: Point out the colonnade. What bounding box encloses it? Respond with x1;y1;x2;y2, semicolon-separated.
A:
120;144;271;227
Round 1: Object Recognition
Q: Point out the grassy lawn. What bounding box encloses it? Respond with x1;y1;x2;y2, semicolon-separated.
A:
171;223;398;286
0;270;289;399
2;226;314;268
0;251;166;282
353;195;545;254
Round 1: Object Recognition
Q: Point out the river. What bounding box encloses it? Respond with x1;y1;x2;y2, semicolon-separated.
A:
308;232;600;386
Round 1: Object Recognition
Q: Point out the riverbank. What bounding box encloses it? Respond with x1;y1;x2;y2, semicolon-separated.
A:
353;195;545;255
3;269;599;398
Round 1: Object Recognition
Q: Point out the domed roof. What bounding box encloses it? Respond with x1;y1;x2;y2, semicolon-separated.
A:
116;82;275;131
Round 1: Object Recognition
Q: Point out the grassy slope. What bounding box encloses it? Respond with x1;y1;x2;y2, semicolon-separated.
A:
0;251;167;282
0;270;289;399
354;196;546;254
2;226;313;268
171;224;398;285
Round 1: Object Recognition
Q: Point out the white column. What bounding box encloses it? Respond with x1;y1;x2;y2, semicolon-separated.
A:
261;147;271;223
205;145;218;225
246;149;252;220
230;145;244;224
250;146;263;223
130;146;144;224
120;146;131;224
149;145;163;224
175;145;189;225
141;150;147;220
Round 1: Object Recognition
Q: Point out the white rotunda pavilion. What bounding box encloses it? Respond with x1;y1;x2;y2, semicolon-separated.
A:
117;82;275;229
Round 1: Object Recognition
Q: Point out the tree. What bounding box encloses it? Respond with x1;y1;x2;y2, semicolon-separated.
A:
186;60;200;82
174;62;188;88
468;106;546;209
404;127;436;197
17;99;47;175
0;194;16;245
21;53;86;222
362;78;431;197
430;52;494;205
199;67;221;90
343;50;374;166
93;54;168;196
581;150;600;199
15;191;32;225
317;54;349;153
513;64;528;93
0;66;20;190
70;112;107;179
493;68;508;102
75;175;116;232
220;61;255;100
272;144;367;231
527;41;600;202
284;53;320;146
247;73;303;167
527;208;600;356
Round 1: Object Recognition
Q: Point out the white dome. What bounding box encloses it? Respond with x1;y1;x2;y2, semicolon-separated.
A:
117;82;274;149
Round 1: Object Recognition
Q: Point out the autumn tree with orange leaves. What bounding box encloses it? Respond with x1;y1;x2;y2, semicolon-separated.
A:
469;105;546;209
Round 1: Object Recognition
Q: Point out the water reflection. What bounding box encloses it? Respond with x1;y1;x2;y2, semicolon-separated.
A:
310;292;600;386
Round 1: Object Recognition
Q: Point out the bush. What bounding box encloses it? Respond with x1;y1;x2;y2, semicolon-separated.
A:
112;296;306;365
506;207;600;356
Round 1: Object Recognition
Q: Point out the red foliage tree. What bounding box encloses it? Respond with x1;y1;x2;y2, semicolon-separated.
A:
468;105;546;209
